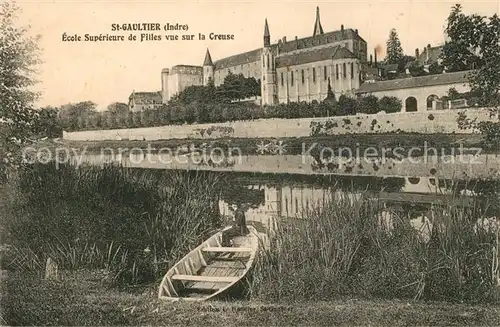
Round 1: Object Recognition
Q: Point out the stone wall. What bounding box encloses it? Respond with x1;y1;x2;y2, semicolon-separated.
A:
62;107;493;141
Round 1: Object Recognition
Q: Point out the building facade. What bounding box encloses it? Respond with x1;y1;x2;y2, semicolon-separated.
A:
128;91;163;112
160;7;367;105
356;70;471;112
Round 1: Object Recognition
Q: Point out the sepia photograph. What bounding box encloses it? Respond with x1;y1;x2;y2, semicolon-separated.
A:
1;0;499;325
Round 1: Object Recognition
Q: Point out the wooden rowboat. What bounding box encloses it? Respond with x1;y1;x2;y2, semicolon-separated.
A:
158;225;259;301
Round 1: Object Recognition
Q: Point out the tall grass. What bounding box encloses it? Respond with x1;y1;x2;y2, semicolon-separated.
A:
250;193;499;303
1;162;224;284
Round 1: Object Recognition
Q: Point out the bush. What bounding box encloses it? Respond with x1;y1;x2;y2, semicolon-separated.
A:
379;96;402;113
335;95;358;116
2;163;224;285
357;95;380;114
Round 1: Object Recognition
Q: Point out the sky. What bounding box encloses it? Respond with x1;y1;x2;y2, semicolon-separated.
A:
13;0;500;110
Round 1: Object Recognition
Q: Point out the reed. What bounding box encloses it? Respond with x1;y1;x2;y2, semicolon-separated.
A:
250;192;499;303
1;162;224;285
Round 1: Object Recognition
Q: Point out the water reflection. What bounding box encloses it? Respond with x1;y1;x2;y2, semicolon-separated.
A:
76;152;500;180
73;152;499;235
215;172;499;233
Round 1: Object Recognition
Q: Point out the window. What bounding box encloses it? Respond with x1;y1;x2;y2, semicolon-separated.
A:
324;66;327;80
313;67;316;83
291;71;294;86
281;72;284;86
351;63;354;79
343;63;347;78
336;64;339;80
301;69;305;84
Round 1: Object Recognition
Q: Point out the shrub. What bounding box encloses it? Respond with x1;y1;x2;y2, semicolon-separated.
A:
335;95;358;116
379;96;402;113
357;95;380;114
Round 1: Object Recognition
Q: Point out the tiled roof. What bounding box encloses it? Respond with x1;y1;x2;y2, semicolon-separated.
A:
214;48;262;70
279;28;365;53
129;91;162;104
276;45;357;68
356;70;471;93
417;46;443;65
203;49;213;66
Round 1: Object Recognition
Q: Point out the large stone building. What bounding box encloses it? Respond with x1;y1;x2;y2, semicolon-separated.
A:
160;7;367;105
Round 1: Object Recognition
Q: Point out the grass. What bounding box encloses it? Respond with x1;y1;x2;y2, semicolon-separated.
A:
250;193;500;304
2;270;500;326
1;162;225;284
1;161;499;325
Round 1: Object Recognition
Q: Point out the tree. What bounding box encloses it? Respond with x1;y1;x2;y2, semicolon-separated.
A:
397;55;416;74
106;102;129;115
58;101;97;131
467;13;500;107
35;107;62;138
440;4;487;72
0;1;41;180
448;5;500;148
385;28;404;64
428;61;444;75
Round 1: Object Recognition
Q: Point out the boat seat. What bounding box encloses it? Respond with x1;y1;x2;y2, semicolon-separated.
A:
171;274;239;283
202;247;253;253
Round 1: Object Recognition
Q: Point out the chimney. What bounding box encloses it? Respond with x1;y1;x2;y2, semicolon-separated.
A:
427;44;431;48
415;48;419;57
355;29;358;35
283;36;286;43
295;36;298;42
374;48;377;66
370;54;373;66
341;24;345;38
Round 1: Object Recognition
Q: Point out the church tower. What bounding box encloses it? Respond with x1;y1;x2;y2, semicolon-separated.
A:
203;48;214;86
261;19;277;106
313;6;324;36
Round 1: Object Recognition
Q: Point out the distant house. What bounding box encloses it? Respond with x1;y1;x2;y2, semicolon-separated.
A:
414;44;443;70
128;91;163;112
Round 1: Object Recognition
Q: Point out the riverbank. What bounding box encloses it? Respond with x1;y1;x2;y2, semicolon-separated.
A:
2;270;499;326
41;133;492;156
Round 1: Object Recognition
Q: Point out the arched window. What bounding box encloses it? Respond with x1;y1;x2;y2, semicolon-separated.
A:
343;63;347;78
301;69;305;84
350;62;354;79
291;71;294;86
426;94;440;110
312;67;316;83
405;97;418;112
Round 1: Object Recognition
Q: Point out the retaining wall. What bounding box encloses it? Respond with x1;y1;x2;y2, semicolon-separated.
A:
62;108;495;141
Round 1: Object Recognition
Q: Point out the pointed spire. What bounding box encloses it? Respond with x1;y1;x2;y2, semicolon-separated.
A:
313;6;324;36
203;48;213;66
264;18;270;37
264;18;270;47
